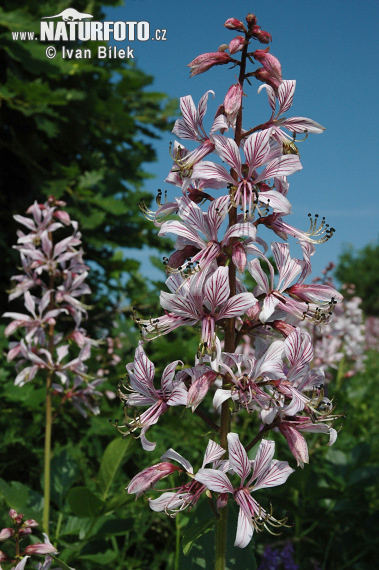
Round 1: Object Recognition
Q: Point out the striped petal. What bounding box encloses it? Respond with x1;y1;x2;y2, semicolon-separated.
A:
204;266;230;313
217;292;257;320
213;135;242;176
254;155;302;184
277;80;296;115
244;129;272;176
253;458;295;490
251;439;276;483
227;433;251;483
195;468;234;494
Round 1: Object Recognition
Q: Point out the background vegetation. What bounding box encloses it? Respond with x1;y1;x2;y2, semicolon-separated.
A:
0;1;378;569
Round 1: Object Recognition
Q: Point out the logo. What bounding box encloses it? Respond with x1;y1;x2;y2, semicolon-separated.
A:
41;8;93;21
11;6;167;60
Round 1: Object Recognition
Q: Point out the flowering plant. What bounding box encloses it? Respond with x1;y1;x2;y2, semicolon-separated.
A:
117;10;343;568
3;197;104;533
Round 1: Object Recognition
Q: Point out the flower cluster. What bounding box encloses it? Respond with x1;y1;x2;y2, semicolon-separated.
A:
300;265;366;380
120;11;342;550
0;510;58;569
3;197;104;416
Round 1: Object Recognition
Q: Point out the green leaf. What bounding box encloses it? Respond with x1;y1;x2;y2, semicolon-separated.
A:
78;540;118;565
182;516;216;556
0;478;28;510
97;437;132;501
66;487;104;518
95;517;134;536
50;555;74;570
50;447;80;508
180;500;256;569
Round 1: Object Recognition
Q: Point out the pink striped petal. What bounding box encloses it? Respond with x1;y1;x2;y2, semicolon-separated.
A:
212;135;242;176
158;221;205;248
202;439;226;467
195;468;233;494
279;422;309;467
258;83;276;113
281;116;325;134
277;80;296;115
251;439;275;483
192;161;234;186
204;267;230;313
217;292;257;320
227;433;251;483
235;506;254;548
254;155;302;184
244;129;272;176
253;459;295;490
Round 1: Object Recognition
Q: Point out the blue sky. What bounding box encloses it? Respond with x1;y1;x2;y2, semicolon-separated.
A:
105;0;379;281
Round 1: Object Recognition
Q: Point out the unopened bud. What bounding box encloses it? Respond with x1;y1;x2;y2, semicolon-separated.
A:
0;528;14;541
253;48;282;81
127;462;181;497
246;13;257;27
217;493;229;510
253;28;272;44
228;36;245;55
19;527;32;537
24;519;39;528
224;18;245;31
24;543;58;555
224;83;243;119
188;52;232;78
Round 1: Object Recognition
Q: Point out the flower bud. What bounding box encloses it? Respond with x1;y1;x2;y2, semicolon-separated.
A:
54;209;71;226
223;83;243;128
188;52;232;77
271;320;296;337
24;519;39;528
246;13;257;27
217;493;229;510
228;36;245;55
23;542;58;555
232;242;247;273
252;27;272;44
224;18;245;31
127;462;181;498
187;371;218;411
0;550;7;562
0;527;14;541
253;48;282;81
18;527;32;537
254;68;282;91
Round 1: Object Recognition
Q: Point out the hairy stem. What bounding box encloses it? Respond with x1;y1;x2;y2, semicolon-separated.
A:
215;36;250;570
43;369;53;532
43;248;55;533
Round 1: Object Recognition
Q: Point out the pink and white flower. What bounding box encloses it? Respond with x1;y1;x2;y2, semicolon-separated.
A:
195;434;294;547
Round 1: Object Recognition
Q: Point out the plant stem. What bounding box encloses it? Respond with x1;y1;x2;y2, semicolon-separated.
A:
43;257;55;533
43;369;53;532
214;36;250;570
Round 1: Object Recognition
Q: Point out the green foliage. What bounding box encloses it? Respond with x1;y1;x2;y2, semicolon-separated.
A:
335;239;379;316
0;0;177;333
254;349;379;570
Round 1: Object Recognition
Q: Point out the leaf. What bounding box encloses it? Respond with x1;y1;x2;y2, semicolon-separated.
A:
50;555;75;570
180;500;256;569
0;478;28;510
182;517;216;556
66;487;104;518
97;437;132;501
50;447;80;508
78;540;118;565
94;517;134;536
